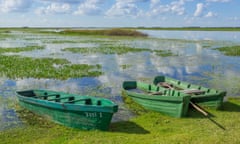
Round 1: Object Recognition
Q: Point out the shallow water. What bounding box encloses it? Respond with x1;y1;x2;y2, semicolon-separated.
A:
1;29;240;130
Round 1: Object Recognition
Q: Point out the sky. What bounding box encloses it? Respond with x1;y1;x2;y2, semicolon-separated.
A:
0;0;239;27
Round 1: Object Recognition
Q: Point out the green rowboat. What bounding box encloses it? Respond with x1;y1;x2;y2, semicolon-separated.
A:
16;89;118;131
122;81;191;117
153;76;226;109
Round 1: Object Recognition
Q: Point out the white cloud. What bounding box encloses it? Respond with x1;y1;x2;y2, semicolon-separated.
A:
0;0;31;13
148;0;186;17
105;1;143;17
35;3;71;15
39;0;82;4
170;1;185;15
206;0;231;2
205;11;217;17
230;16;240;21
194;3;204;17
74;0;105;15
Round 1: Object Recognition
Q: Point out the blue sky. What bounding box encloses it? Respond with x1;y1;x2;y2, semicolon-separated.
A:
0;0;239;27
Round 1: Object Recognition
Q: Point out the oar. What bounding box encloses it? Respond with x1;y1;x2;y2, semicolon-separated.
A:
190;101;225;130
190;101;208;116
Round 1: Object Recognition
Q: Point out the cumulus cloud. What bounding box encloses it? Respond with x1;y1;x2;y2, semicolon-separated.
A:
148;0;185;17
105;1;144;17
0;0;31;13
74;0;105;15
35;3;71;15
206;0;231;2
205;11;217;17
39;0;82;4
194;3;204;17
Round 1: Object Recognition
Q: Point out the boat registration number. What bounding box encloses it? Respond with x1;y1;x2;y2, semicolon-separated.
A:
85;112;103;118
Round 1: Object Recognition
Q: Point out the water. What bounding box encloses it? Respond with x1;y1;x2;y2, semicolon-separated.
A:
141;30;240;42
1;29;240;130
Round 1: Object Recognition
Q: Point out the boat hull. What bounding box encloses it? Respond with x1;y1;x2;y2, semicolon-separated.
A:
153;76;226;109
122;81;191;118
17;90;118;131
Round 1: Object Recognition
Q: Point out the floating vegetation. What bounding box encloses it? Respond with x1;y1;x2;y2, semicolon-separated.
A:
63;45;174;56
215;45;240;56
154;49;176;57
120;64;132;70
51;40;79;44
0;55;103;80
59;29;148;37
0;46;45;53
62;45;149;55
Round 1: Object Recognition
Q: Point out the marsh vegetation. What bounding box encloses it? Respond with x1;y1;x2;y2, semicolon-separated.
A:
215;45;240;56
1;28;240;143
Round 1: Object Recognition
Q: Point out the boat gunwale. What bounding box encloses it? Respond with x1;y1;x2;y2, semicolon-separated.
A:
16;90;118;113
153;76;227;98
123;89;190;102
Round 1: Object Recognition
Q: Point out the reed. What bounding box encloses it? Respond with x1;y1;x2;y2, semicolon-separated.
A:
60;29;148;37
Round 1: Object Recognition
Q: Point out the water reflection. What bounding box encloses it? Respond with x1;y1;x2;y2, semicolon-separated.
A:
141;30;240;42
1;30;240;130
0;78;22;130
0;109;22;131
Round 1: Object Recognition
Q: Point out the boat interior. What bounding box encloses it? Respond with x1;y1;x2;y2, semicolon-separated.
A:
18;91;103;105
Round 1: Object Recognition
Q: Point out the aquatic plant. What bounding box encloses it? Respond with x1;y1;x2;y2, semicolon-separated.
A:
63;45;175;56
0;46;44;53
0;55;102;80
215;45;240;56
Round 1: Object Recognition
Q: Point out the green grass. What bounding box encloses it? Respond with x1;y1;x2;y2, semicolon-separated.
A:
0;55;102;80
215;45;240;56
0;98;240;144
0;46;44;53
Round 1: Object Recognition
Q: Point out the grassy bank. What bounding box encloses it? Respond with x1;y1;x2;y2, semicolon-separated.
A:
0;97;240;144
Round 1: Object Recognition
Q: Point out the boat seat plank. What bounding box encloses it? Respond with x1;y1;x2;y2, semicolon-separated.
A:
34;94;60;98
65;98;92;104
48;96;74;102
149;91;163;95
181;89;205;95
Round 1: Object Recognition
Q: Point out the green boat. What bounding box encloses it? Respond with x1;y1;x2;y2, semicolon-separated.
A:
153;76;226;109
122;81;191;118
16;89;118;131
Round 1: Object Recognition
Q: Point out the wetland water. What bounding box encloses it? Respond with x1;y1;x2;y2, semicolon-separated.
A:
1;29;240;130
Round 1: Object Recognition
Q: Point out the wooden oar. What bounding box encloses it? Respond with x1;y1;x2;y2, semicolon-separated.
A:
190;101;225;130
158;82;174;89
190;101;208;116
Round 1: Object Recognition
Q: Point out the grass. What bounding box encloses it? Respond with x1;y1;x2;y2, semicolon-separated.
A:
0;97;240;144
215;45;240;56
0;55;102;80
0;46;44;53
